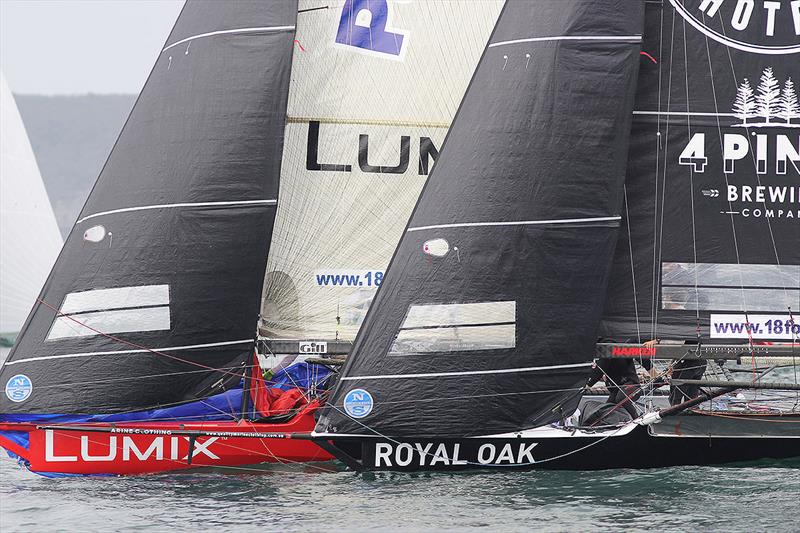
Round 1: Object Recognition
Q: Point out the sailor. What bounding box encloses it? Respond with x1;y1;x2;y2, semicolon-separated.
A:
642;339;708;406
585;355;653;419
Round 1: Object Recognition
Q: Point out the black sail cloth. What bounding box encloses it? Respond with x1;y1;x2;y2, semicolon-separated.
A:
0;1;297;414
599;1;800;342
316;0;644;438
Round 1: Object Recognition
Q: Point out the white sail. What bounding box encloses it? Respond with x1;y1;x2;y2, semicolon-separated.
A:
262;0;503;342
0;72;63;337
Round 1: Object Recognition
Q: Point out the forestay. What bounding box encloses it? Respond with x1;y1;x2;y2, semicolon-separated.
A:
317;0;645;438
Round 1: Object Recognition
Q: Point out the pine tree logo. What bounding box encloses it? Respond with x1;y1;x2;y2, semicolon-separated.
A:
733;67;800;128
782;78;800;126
732;78;755;127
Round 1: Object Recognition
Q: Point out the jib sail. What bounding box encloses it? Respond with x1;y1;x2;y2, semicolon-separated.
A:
599;0;800;344
260;0;503;344
316;0;644;438
0;1;297;414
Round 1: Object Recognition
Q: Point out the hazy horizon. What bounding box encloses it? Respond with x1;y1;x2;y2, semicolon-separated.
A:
0;0;183;95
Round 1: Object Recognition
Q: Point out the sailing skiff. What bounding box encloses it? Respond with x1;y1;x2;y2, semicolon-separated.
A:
2;0;799;475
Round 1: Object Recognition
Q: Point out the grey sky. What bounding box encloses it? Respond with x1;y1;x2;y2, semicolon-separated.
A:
1;0;184;95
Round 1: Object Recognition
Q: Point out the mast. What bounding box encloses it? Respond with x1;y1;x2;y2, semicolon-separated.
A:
316;0;645;438
0;1;298;415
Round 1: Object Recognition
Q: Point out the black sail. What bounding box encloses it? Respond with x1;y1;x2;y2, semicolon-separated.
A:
0;1;297;414
600;1;800;343
316;0;644;438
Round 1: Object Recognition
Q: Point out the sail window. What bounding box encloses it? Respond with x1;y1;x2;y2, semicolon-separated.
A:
47;285;171;340
661;263;800;312
389;301;516;355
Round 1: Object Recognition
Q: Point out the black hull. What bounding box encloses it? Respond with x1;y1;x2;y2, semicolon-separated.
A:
323;414;800;472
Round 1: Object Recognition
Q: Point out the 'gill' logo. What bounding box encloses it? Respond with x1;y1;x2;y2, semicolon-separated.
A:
670;0;800;55
336;0;408;58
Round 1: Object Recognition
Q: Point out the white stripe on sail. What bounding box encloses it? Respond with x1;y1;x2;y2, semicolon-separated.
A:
407;216;621;233
61;285;169;314
162;26;296;52
633;111;736;117
47;307;171;340
341;362;592;380
489;35;642;48
4;339;253;366
77;199;277;224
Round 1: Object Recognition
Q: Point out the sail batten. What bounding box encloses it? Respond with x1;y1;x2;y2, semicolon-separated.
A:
407;216;622;232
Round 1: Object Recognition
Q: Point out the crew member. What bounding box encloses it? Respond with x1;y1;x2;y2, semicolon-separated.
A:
585;356;653;419
643;339;708;406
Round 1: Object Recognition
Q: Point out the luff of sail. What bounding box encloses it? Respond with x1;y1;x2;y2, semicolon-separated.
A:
599;0;800;343
0;1;298;415
0;72;63;342
261;0;504;345
317;0;645;438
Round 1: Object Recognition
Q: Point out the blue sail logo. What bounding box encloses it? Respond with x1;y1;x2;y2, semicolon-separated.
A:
336;0;408;58
343;388;374;418
5;374;33;403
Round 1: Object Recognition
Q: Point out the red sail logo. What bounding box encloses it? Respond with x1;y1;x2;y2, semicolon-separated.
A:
670;0;800;55
611;346;657;357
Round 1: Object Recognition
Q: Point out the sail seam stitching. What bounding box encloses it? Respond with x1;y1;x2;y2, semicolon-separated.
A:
407;216;621;232
489;35;642;48
162;26;296;52
77;199;277;224
5;339;253;365
341;363;592;380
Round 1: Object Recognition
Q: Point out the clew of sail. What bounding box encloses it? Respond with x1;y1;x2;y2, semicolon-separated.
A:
0;1;298;415
260;0;504;344
316;0;645;438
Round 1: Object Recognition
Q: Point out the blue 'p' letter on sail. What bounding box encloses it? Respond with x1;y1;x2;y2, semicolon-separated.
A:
336;0;405;56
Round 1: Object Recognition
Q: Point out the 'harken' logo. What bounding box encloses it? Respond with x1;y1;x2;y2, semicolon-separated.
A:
670;0;800;55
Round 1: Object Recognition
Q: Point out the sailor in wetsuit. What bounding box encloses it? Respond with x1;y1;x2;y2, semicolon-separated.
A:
585;356;653;419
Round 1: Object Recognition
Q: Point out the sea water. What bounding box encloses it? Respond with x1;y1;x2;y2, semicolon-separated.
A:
1;348;799;532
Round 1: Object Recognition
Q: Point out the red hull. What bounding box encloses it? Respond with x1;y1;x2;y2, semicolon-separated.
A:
0;406;332;476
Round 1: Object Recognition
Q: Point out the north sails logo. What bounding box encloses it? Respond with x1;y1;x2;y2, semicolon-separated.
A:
670;0;800;55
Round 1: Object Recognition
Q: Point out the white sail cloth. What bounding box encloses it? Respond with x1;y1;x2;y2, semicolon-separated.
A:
0;72;63;336
262;0;503;342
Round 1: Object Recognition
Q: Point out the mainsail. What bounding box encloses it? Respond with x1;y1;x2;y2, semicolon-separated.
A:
317;0;644;437
261;0;503;344
599;0;800;343
0;1;297;414
0;72;63;340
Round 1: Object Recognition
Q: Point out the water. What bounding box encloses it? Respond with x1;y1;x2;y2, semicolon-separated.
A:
1;458;800;532
2;347;799;532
